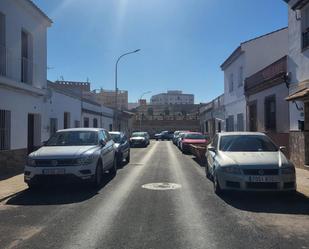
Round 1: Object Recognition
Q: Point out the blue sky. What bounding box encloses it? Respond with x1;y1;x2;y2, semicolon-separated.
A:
33;0;288;103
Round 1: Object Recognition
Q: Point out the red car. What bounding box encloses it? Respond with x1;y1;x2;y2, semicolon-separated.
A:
179;132;209;154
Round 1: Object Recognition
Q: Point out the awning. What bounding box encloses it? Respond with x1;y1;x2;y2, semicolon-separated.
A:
286;87;309;101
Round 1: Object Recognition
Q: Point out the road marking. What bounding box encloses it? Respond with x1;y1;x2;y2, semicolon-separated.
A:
142;182;181;190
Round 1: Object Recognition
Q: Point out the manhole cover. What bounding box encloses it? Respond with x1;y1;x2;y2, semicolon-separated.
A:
142;182;182;190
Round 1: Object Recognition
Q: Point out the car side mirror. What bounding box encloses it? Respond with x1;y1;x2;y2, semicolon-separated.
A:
279;146;286;152
208;146;216;153
99;139;106;147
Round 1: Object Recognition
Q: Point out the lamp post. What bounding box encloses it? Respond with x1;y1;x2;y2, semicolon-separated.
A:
139;91;152;131
114;49;140;131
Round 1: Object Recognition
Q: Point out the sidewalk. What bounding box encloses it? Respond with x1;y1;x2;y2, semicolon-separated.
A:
0;169;309;202
0;174;27;202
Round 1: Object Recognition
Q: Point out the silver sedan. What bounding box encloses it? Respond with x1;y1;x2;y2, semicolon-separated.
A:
205;132;296;194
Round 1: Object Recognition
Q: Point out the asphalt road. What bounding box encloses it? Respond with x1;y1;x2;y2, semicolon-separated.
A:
0;141;309;249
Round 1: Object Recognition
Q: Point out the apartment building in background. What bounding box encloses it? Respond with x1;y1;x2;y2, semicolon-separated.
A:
150;90;194;105
221;27;288;132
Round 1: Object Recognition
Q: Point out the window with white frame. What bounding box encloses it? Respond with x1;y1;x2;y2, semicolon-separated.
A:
0;109;10;150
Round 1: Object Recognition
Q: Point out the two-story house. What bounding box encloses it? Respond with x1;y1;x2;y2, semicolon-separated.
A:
284;0;309;169
221;28;288;132
0;0;52;175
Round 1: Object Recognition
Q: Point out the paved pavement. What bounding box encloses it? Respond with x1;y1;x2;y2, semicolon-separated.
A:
0;141;309;249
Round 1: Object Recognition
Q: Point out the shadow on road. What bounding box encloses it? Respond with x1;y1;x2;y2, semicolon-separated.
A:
192;157;206;168
219;191;309;215
5;173;115;206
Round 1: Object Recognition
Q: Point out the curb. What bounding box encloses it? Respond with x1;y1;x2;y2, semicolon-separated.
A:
0;188;27;203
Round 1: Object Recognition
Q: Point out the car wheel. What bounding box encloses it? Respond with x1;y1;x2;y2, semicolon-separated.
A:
126;151;130;163
27;182;39;190
213;172;223;195
93;162;103;188
117;153;123;166
109;158;117;176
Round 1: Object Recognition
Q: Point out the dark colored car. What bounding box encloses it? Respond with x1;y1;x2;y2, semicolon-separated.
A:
155;131;174;141
109;131;130;165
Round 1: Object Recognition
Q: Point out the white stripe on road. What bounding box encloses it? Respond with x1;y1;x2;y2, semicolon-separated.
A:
166;142;218;249
63;142;159;249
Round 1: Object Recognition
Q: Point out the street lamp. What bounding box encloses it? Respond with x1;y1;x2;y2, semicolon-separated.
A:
139;91;152;131
114;49;141;130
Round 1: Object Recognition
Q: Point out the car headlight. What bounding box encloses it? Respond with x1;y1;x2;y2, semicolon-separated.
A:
281;166;295;174
76;155;95;165
26;157;36;167
221;166;241;174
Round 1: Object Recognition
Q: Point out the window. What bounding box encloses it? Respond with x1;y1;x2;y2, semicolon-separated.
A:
50;118;57;136
237;113;244;131
302;6;309;49
84;117;89;127
229;73;234;92
0;109;10;150
238;67;243;87
21;30;32;84
0;12;6;76
64;112;70;129
93;118;98;128
109;124;113;131
264;95;276;131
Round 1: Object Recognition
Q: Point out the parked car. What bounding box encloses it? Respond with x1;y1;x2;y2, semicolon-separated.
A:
24;128;117;189
173;130;190;145
130;132;150;147
205;132;296;194
109;131;130;165
176;132;189;148
179;132;209;154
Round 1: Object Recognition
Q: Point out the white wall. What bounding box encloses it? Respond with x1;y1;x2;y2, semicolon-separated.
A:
0;87;45;149
0;0;50;89
287;6;307;130
223;28;288;131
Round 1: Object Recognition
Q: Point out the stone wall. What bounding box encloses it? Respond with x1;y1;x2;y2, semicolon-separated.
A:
289;131;307;170
0;149;27;179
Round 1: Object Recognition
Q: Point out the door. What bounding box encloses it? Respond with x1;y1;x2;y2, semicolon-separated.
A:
207;135;218;175
249;102;257;132
104;130;115;166
27;114;34;154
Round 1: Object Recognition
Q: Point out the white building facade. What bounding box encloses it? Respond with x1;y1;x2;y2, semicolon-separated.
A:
221;28;288;132
150;91;194;105
284;0;309;169
0;0;52;175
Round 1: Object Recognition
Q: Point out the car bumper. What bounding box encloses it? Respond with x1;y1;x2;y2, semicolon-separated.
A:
24;164;96;185
217;171;296;192
130;140;146;146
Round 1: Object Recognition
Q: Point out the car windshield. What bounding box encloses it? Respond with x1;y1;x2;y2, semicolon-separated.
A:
184;134;205;140
110;133;121;143
219;135;278;152
46;131;98;146
132;132;145;137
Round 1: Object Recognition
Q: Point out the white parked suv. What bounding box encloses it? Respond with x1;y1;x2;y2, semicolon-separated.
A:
24;128;117;189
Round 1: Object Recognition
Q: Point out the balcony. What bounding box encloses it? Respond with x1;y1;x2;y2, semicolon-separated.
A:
245;56;287;96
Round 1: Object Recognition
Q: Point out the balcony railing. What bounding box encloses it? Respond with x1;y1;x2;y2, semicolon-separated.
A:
245;56;287;94
0;44;6;76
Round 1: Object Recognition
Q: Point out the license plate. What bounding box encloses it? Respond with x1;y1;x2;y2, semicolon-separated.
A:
42;169;65;175
249;176;278;182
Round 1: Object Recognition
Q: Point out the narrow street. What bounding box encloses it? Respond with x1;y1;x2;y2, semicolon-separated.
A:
0;141;308;249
